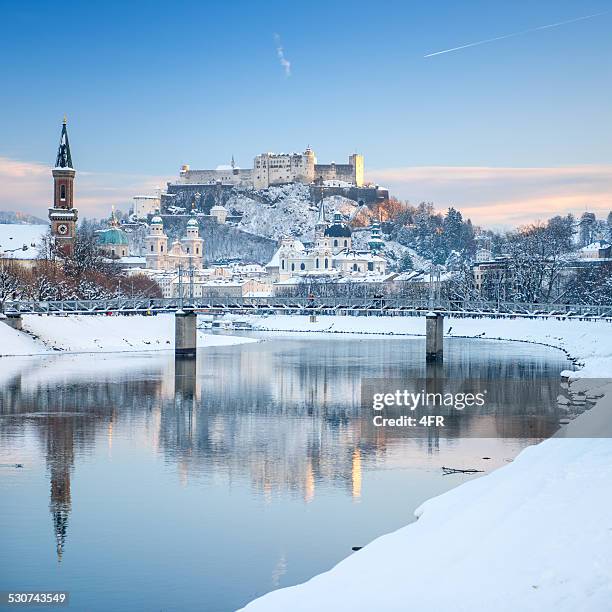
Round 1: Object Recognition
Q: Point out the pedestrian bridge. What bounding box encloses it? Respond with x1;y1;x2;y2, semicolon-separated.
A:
3;296;612;321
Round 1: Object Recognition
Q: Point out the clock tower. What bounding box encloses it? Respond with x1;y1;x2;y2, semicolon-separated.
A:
49;117;78;257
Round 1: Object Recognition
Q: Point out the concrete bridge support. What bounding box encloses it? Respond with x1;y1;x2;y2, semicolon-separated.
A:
175;309;197;358
2;314;23;331
425;312;443;362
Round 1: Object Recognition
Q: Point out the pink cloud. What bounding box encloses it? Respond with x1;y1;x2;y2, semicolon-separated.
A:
368;165;612;228
0;156;170;220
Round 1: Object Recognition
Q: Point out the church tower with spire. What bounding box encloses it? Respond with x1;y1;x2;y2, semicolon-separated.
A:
49;117;78;257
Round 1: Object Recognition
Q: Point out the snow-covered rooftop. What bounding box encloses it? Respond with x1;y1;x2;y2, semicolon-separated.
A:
0;224;47;259
581;241;611;252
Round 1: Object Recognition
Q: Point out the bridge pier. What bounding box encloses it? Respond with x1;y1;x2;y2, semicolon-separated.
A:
175;309;197;358
2;313;23;331
425;312;443;362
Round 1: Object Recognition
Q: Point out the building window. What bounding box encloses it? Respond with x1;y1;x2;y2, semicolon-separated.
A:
324;259;328;269
186;247;190;254
60;184;66;201
300;263;305;270
281;260;285;270
353;263;358;271
316;258;319;268
291;263;295;271
368;262;374;271
196;248;199;254
150;245;153;252
344;240;348;247
161;245;164;252
334;239;338;247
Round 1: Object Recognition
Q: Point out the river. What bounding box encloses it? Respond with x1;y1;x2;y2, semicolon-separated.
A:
0;334;573;611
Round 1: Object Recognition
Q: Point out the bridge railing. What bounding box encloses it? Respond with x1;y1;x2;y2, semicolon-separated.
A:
4;296;612;318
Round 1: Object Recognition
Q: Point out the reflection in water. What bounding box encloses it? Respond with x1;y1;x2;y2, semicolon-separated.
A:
0;337;572;611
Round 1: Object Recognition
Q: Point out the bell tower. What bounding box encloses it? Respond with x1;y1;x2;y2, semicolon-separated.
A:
49;117;78;257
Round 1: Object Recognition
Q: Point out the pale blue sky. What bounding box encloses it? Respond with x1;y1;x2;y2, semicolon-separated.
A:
0;0;610;225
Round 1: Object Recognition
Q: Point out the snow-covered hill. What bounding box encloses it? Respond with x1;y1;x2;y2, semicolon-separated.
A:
228;184;360;243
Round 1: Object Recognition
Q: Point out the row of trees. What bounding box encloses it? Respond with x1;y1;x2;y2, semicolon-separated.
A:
0;227;161;309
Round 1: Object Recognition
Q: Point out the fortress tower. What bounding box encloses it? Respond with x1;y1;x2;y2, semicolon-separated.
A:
49;117;78;257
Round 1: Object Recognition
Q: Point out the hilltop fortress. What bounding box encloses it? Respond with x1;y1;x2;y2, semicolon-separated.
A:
138;147;387;220
176;147;364;190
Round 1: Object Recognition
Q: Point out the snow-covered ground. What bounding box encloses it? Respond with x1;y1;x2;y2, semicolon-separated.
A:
238;314;612;611
0;314;256;356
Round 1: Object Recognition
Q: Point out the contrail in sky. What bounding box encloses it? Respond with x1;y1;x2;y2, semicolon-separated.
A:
424;11;609;58
274;33;292;77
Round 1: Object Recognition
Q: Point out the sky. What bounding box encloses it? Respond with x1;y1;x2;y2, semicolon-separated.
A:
0;0;610;228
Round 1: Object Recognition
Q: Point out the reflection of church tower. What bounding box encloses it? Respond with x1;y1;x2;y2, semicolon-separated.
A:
49;117;78;257
46;418;75;562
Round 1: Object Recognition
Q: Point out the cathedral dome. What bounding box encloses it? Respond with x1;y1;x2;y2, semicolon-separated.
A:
98;227;129;246
187;217;199;227
324;223;352;238
151;215;163;225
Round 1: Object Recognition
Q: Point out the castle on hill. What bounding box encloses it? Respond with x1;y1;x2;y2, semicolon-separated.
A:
175;147;364;190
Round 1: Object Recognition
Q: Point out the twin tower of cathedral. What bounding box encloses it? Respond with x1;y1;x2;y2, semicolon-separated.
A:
49;118;78;256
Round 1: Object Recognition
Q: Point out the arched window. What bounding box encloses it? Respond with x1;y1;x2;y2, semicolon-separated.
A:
186;247;190;254
196;248;199;254
316;258;319;268
300;263;305;270
160;245;164;252
60;184;66;201
111;248;115;256
281;259;285;270
353;263;358;271
291;263;295;271
324;258;328;269
344;239;348;247
334;239;338;247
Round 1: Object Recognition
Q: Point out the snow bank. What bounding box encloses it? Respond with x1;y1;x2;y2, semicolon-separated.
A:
0;321;48;356
239;314;612;611
241;437;612;612
0;314;256;355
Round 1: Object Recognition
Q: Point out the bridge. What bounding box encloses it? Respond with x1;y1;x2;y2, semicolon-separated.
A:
3;296;612;320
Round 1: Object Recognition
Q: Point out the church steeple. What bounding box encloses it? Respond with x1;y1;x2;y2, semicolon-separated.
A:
49;117;78;257
55;116;73;169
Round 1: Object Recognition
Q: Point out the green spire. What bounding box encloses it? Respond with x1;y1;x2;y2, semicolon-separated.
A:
55;116;73;169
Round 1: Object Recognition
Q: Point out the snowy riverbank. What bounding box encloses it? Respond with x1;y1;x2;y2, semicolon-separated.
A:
238;314;612;612
0;314;256;356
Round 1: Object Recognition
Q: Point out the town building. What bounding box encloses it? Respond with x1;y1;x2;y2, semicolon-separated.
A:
578;241;612;260
132;195;161;219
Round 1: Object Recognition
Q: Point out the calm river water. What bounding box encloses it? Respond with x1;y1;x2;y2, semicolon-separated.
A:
0;335;572;611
